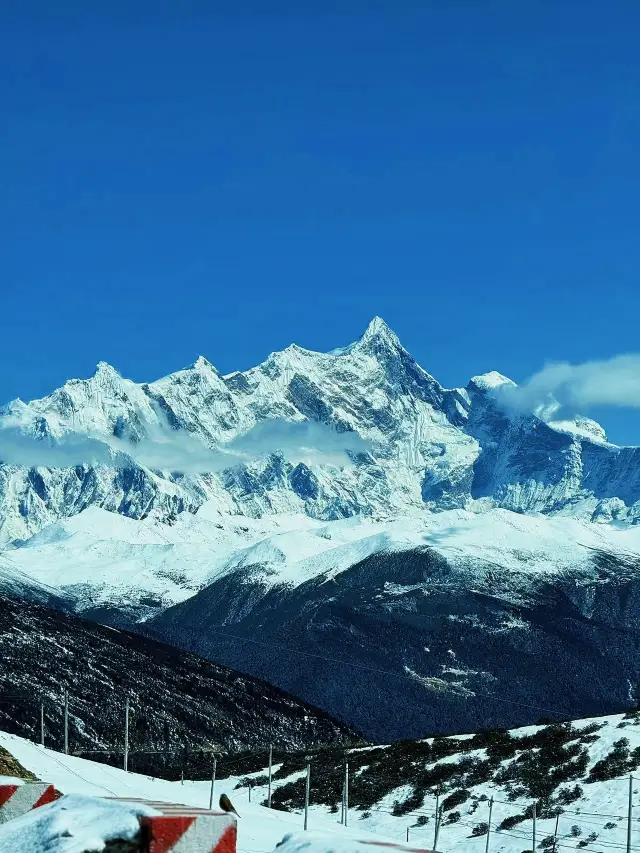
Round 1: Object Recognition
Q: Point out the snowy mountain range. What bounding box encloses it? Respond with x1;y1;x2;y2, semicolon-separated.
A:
1;316;637;547
3;318;640;740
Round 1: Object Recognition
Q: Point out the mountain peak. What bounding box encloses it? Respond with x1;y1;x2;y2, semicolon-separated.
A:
469;371;516;391
355;317;403;354
92;362;121;382
192;355;217;372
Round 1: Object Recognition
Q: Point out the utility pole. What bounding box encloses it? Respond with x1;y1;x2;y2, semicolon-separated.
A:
304;761;311;831
627;775;633;853
344;761;349;828
63;690;69;755
248;782;252;803
552;813;560;853
406;827;410;843
268;745;273;809
485;797;493;853
434;805;443;851
181;770;184;786
532;801;537;853
209;755;217;810
433;788;441;850
40;701;45;748
340;775;345;825
123;697;130;772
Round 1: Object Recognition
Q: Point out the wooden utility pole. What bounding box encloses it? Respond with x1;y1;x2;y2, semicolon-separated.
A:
433;788;441;850
344;762;349;828
485;797;493;853
123;697;130;772
209;755;217;810
304;761;311;831
268;744;273;809
63;690;69;755
553;813;560;853
434;805;443;851
627;775;634;853
40;701;45;748
532;801;537;853
406;827;410;843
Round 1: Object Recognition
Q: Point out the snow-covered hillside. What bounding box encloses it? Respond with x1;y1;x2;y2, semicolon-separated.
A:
5;711;640;853
0;730;395;853
192;711;640;853
5;502;640;740
5;503;640;619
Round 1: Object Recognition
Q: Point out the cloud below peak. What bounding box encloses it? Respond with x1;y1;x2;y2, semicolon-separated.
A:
491;354;640;421
0;418;371;474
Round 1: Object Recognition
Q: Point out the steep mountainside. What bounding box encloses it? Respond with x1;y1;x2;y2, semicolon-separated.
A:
148;537;640;742
213;711;640;853
0;596;359;777
1;317;638;548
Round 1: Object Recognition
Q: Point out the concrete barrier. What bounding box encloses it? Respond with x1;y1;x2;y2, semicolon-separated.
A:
0;782;57;823
106;798;237;853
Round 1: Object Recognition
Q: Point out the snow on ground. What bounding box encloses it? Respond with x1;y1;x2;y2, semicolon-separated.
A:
210;714;640;853
0;793;155;853
0;731;396;853
5;714;640;853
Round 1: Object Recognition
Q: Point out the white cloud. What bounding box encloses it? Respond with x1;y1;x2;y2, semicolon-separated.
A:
0;418;371;473
493;354;640;420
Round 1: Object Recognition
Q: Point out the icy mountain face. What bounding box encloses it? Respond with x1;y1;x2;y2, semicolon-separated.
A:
1;317;637;546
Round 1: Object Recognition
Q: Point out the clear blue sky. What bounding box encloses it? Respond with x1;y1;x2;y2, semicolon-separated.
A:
2;1;640;443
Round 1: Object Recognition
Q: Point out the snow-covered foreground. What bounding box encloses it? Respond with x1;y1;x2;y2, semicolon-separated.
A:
6;713;640;853
0;794;155;853
206;713;640;853
0;731;396;853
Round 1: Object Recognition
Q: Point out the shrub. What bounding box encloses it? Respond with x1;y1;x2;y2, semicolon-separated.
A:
445;811;461;824
588;739;631;783
556;785;583;805
570;825;582;837
499;814;527;830
471;822;489;837
392;788;425;817
442;789;470;811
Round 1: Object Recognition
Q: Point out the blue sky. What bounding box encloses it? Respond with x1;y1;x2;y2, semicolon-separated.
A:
2;1;640;443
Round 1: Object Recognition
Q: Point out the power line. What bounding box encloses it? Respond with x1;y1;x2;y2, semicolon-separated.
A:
202;627;605;719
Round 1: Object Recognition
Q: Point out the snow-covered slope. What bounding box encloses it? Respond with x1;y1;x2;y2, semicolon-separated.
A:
190;711;640;853
0;731;395;853
6;711;640;853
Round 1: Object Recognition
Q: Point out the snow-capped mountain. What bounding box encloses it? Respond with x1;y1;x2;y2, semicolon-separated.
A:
1;317;637;548
4;319;640;740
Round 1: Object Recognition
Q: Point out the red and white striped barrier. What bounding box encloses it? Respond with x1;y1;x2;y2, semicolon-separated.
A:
0;782;57;823
107;798;237;853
